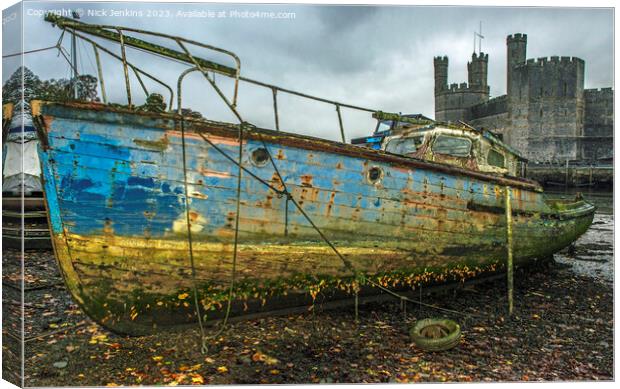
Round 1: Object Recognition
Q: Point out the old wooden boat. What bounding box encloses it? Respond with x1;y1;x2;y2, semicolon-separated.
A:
31;15;595;335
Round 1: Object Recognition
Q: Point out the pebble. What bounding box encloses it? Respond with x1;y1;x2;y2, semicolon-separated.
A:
53;361;68;369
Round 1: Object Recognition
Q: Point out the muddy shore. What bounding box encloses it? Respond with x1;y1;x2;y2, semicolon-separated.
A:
4;203;614;385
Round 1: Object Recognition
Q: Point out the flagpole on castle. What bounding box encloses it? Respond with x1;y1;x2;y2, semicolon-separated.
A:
475;21;485;54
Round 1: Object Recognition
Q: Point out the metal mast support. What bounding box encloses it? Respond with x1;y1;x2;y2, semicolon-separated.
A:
71;29;78;98
70;11;81;99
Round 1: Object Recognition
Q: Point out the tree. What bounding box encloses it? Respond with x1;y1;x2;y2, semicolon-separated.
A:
2;66;42;107
2;66;100;110
37;75;99;103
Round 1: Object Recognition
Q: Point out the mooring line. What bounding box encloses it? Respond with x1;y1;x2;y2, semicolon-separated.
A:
179;117;209;353
196;125;479;320
181;120;247;353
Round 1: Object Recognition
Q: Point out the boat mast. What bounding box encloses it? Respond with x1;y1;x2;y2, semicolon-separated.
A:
70;11;80;99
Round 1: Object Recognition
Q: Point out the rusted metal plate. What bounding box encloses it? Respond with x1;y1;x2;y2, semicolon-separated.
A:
36;101;595;335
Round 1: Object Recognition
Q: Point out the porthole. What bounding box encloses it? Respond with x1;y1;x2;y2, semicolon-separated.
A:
250;148;269;167
367;166;383;185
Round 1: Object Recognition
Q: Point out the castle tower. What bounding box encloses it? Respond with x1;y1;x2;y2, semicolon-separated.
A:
434;56;448;95
467;52;488;88
506;33;527;96
433;53;489;122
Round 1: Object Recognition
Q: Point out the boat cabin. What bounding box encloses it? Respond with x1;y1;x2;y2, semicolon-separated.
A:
352;112;528;178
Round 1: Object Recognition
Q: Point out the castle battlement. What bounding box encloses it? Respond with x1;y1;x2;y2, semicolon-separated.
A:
470;52;488;61
436;82;489;95
507;33;527;42
520;56;584;67
585;87;613;95
439;82;488;93
584;87;614;104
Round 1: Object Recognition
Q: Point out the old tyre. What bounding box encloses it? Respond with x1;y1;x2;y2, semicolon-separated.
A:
410;318;461;352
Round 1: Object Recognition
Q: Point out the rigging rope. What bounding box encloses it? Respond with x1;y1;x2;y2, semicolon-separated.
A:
179;117;208;353
180;120;246;354
2;45;60;58
196;127;483;320
254;132;478;317
204;122;245;347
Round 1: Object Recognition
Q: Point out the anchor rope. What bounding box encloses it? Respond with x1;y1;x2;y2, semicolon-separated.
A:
198;126;478;318
179;117;208;353
180;85;478;347
180;118;246;353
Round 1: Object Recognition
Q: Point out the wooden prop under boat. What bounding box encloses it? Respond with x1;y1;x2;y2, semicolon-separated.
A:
33;101;595;335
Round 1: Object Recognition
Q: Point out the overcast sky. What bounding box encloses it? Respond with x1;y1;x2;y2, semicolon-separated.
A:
2;1;614;141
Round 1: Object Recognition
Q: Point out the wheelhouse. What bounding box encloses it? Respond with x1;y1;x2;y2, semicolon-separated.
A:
352;111;528;178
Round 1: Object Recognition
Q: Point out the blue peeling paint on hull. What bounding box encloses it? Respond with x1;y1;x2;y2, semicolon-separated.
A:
34;102;596;334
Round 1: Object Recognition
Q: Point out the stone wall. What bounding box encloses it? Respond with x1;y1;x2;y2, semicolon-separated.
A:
469;112;509;141
435;83;489;122
468;95;509;141
583;88;614;159
509;56;585;162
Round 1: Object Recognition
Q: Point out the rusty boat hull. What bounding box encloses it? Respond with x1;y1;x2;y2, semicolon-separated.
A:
35;102;595;335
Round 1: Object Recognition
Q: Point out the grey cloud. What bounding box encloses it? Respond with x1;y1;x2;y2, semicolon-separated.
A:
2;2;613;141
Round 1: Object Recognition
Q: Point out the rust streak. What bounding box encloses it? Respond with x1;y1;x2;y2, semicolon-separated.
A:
199;167;231;178
300;174;313;188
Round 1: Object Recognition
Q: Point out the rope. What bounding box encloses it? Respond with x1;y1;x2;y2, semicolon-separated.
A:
251;135;480;318
179;117;208;353
203;122;245;346
195;126;479;319
197;132;285;196
181;120;246;354
2;45;60;58
255;132;356;272
198;131;292;237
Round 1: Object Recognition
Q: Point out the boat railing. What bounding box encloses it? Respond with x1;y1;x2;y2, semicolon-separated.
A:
67;29;176;111
44;14;379;143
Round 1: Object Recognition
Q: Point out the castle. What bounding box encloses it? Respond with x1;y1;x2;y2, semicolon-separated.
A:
434;33;613;163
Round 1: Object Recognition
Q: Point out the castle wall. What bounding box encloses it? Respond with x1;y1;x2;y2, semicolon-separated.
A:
508;56;585;162
470;95;508;118
583;88;614;159
469;112;510;142
435;82;489;122
468;95;509;141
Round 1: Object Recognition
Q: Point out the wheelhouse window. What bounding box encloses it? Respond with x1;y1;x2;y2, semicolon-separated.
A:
431;135;472;157
376;120;392;133
385;136;423;155
487;149;506;168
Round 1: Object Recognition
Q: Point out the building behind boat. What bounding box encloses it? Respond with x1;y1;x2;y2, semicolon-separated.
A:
433;33;613;187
